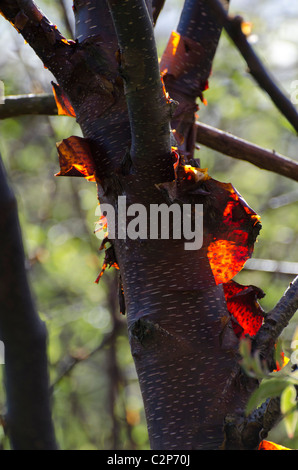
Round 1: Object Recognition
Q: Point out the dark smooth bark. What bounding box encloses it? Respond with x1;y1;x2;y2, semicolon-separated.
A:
107;0;172;163
0;155;57;449
0;94;57;119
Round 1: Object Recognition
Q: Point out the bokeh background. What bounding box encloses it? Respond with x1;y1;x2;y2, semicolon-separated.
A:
0;0;297;450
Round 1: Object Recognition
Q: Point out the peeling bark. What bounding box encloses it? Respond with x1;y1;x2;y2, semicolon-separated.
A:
1;0;296;451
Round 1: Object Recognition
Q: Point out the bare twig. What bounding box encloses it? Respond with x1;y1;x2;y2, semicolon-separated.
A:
106;272;124;449
252;276;298;362
196;121;298;182
209;0;298;134
245;259;298;276
2;93;298;183
0;94;57;119
51;273;125;392
51;331;116;390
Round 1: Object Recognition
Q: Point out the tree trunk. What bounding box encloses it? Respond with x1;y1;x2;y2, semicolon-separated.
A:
0;156;57;449
1;0;296;450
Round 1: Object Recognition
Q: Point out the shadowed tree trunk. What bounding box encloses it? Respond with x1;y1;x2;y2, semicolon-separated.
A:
1;0;298;450
0;156;57;449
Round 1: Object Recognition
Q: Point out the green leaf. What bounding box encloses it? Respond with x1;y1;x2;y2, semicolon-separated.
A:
239;338;268;380
246;378;290;415
281;384;297;414
281;385;298;439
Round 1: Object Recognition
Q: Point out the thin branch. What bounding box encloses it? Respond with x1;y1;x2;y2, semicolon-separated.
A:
252;276;298;362
51;272;125;392
264;190;298;211
2;93;298;183
51;331;116;391
106;272;125;449
196;121;298;182
0;94;58;119
229;278;298;448
245;259;298;276
209;0;298;134
106;0;172;164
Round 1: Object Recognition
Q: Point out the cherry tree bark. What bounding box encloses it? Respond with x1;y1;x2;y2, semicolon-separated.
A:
1;0;297;450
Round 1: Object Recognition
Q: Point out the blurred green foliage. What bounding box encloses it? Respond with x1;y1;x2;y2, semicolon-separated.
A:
0;0;298;450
